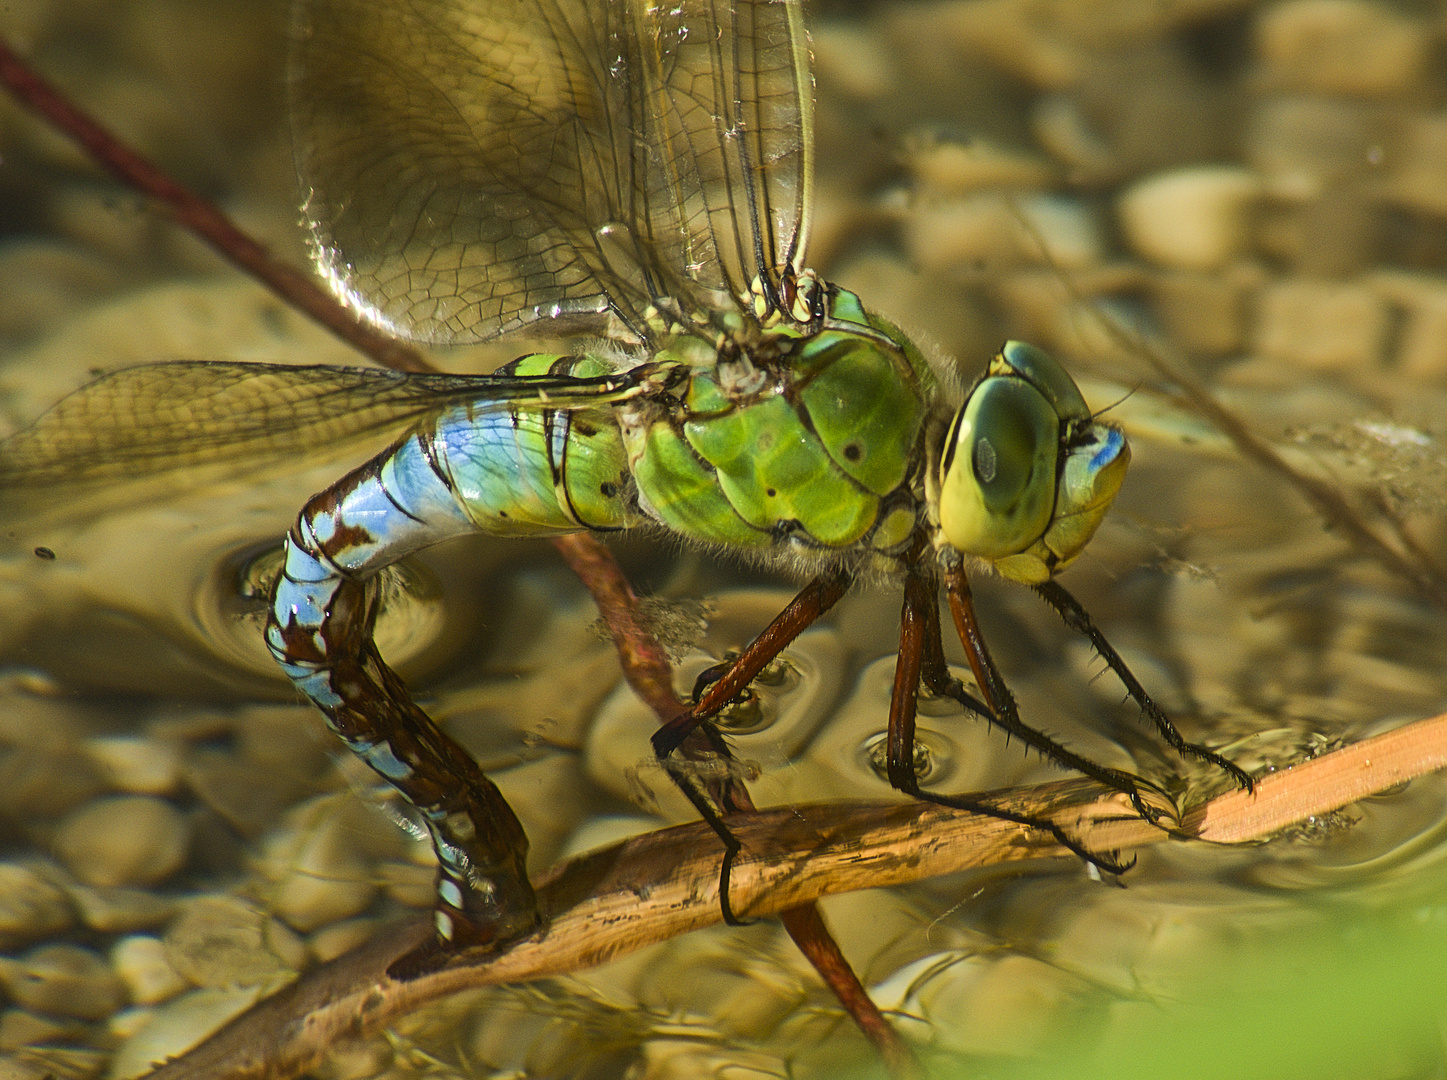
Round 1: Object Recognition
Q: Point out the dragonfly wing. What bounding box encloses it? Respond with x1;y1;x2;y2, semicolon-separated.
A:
292;0;811;345
0;361;647;491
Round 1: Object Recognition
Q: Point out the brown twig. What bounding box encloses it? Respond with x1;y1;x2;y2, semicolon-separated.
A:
143;708;1447;1080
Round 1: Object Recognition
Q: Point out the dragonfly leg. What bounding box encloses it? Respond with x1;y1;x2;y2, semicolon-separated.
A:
651;565;855;756
886;570;1135;876
266;438;541;955
1032;579;1255;792
648;566;853;925
656;722;755;926
940;563;1169;826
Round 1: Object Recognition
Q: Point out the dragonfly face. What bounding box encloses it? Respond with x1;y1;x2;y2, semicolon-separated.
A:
936;341;1131;585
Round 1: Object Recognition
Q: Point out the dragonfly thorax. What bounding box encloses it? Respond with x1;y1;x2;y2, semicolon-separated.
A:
619;285;935;564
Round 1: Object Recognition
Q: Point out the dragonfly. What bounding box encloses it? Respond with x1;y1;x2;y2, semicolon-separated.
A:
0;0;1251;960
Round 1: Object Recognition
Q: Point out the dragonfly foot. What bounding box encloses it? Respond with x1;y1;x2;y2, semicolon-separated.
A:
911;785;1136;878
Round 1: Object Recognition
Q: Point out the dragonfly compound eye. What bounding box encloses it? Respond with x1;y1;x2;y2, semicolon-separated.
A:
938;343;1129;584
938;369;1058;565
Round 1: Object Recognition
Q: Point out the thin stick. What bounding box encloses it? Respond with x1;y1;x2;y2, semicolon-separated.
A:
1185;710;1447;842
143;708;1447;1080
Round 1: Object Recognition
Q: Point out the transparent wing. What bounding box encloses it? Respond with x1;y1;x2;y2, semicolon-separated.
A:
292;0;812;345
0;361;644;491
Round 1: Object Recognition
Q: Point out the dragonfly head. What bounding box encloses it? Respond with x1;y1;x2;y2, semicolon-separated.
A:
937;341;1130;585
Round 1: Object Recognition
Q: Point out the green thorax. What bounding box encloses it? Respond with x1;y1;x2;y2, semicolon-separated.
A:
620;285;935;555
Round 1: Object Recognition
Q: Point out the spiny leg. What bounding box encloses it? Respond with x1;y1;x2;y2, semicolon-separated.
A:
651;566;855;756
943;563;1167;825
1033;579;1254;792
657;722;756;925
649;566;854;923
888;570;1134;875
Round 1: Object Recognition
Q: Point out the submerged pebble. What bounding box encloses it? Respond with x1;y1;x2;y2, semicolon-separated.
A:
1367;270;1447;381
106;986;265;1080
0;863;73;951
1117;167;1262;271
65;882;178;936
162;896;305;990
80;736;182;797
903;131;1055;194
0;943;126;1021
1383;113;1447;221
53;796;191;889
256;795;382;933
110;935;188;1007
1252;277;1391;371
1253;0;1429;100
0;1008;89;1051
905;191;1104;275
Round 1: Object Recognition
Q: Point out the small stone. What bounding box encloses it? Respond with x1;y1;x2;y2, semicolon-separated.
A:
22;1047;109;1079
0;745;104;824
105;1005;157;1042
0;944;126;1021
1383;112;1447;220
110;936;188;1006
1252;277;1391;371
1031;93;1121;183
1119;167;1263;272
902;131;1054;195
65;883;178;935
106;987;263;1080
181;748;306;839
0;1007;87;1051
1148;266;1262;356
53;795;191;888
0;863;73;951
307;919;379;964
906;191;1103;275
933;0;1082;89
80;736;182;796
257;795;381;933
164;896;305;990
1245;96;1381;202
1367;270;1447;380
1254;0;1429;100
